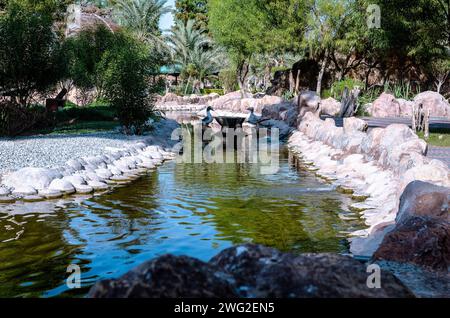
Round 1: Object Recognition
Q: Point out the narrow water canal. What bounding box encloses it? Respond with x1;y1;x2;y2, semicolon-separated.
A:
0;147;365;297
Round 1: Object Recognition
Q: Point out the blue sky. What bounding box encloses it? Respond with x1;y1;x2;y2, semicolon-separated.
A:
159;0;175;31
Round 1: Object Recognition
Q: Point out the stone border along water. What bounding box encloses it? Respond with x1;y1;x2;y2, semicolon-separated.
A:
0;142;176;204
287;112;450;257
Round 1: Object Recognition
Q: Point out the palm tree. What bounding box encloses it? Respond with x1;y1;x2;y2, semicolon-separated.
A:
168;19;225;93
112;0;170;47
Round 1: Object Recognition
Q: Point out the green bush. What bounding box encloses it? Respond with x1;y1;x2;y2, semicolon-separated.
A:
201;88;224;95
63;26;116;104
57;104;116;123
219;67;239;93
99;32;160;134
0;101;50;136
0;0;66;106
327;78;364;100
384;82;420;100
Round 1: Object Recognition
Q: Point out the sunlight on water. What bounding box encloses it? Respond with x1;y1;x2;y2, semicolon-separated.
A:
0;148;364;297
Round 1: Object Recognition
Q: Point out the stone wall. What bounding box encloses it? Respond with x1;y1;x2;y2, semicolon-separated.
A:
288;112;450;257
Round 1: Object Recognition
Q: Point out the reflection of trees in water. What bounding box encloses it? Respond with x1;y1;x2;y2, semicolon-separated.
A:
200;194;358;254
170;149;365;254
0;172;162;297
0;209;79;297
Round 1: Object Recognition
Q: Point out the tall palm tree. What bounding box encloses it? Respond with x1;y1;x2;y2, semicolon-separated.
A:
112;0;170;47
168;19;225;93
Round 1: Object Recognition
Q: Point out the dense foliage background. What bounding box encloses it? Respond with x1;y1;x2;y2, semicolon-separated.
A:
0;0;449;136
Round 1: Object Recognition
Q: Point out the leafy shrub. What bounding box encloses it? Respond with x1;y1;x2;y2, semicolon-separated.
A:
201;88;224;95
0;101;50;136
57;105;116;123
99;32;160;134
63;26;116;105
219;67;239;93
0;0;66;106
282;90;295;101
327;78;364;100
384;82;420;100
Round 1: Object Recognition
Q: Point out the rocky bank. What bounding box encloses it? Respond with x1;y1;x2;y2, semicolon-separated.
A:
0;119;179;204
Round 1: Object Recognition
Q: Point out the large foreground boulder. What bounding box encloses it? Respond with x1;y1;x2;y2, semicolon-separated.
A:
374;180;450;272
373;217;450;272
88;255;237;298
396;181;450;224
89;244;414;298
414;91;450;118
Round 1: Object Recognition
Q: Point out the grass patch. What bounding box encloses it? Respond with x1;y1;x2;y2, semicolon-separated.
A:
57;104;116;122
31;120;119;135
418;132;450;147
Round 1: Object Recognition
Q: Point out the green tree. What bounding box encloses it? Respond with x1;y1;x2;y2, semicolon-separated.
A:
370;0;449;87
63;25;115;105
0;0;66;105
208;0;266;96
208;0;308;96
175;0;208;31
169;19;224;93
100;32;160;134
112;0;170;46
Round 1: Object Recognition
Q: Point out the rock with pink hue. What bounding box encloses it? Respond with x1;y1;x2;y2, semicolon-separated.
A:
397;98;414;117
320;97;341;116
159;92;183;105
396;181;449;224
414;91;450;118
370;93;401;117
343;117;368;133
209;91;243;110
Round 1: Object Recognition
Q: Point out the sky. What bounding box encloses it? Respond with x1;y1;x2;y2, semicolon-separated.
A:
159;0;175;31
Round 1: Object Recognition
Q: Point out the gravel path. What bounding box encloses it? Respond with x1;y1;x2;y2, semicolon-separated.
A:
0;132;149;175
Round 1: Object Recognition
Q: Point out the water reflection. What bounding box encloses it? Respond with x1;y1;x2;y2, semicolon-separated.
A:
0;148;364;297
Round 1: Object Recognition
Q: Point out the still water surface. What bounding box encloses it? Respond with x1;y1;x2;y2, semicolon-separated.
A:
0;148;364;297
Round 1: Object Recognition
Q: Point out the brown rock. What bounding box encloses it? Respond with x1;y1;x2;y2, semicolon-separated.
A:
89;244;414;298
252;253;414;298
373;217;450;271
88;254;237;298
396;181;449;224
211;245;414;298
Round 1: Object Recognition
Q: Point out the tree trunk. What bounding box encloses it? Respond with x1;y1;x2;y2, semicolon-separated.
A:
295;69;301;95
316;48;329;97
237;60;250;98
289;70;295;93
184;76;191;95
424;109;430;140
436;81;442;94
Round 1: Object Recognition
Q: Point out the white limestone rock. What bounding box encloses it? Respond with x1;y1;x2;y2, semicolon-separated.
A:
74;184;94;194
12;185;38;196
4;167;61;191
48;179;76;194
